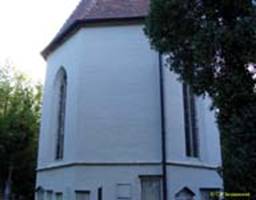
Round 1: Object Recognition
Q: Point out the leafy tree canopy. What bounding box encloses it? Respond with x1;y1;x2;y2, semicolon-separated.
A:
0;64;42;200
145;0;256;193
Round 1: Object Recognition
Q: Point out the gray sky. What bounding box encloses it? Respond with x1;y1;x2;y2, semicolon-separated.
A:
0;0;80;82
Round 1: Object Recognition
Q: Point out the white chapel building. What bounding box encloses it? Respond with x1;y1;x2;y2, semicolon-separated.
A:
36;0;223;199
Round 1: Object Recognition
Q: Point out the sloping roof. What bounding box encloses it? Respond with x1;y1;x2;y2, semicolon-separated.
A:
42;0;149;59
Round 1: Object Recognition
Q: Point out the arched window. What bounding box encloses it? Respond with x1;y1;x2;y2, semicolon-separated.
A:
55;68;67;160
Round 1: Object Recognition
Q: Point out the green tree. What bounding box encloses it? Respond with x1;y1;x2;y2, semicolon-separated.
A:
0;65;42;200
145;0;256;194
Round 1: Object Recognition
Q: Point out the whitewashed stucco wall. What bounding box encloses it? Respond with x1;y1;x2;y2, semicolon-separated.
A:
74;24;161;163
38;23;222;168
37;165;222;200
38;24;161;168
163;67;222;166
37;23;223;200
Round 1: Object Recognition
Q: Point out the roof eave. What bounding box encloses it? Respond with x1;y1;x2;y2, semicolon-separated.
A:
41;16;146;60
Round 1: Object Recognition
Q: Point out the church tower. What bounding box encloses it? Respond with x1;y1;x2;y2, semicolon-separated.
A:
36;0;223;199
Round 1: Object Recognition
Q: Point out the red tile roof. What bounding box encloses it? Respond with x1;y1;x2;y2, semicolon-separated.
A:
42;0;149;59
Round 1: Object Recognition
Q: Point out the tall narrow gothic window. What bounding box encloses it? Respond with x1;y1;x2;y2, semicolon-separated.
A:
55;68;67;160
183;83;199;158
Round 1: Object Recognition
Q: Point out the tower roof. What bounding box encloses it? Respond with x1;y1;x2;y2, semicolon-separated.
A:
42;0;149;59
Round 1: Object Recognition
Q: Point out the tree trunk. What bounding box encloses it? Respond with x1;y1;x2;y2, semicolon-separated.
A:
3;165;13;200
